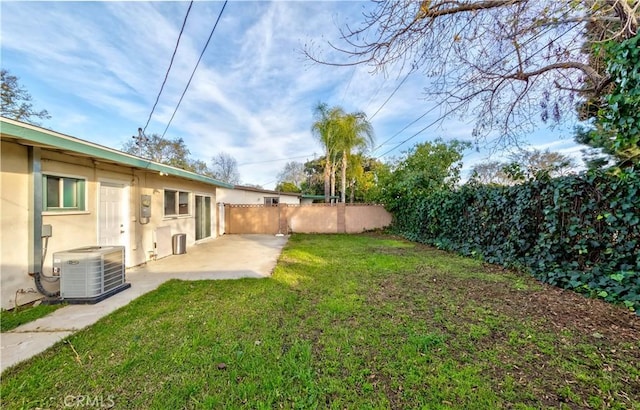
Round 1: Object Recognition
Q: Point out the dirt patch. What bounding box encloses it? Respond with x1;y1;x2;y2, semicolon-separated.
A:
440;268;640;344
382;239;640;344
365;238;640;408
514;285;639;342
422;265;640;341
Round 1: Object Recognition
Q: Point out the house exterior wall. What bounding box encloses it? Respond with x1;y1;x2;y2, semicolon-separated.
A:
1;141;34;308
217;187;300;205
40;150;101;272
0;140;219;309
139;173;218;259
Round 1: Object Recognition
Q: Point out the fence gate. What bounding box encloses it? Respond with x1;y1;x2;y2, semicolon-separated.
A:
224;204;280;234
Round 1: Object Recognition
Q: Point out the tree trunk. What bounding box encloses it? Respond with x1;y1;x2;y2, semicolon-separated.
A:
341;151;347;203
330;162;336;200
349;179;355;204
323;151;331;203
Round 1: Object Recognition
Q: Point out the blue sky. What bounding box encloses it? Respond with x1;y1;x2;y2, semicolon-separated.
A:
1;1;585;188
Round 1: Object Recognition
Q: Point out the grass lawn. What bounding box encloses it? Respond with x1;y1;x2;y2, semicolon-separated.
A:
1;303;65;333
1;234;639;409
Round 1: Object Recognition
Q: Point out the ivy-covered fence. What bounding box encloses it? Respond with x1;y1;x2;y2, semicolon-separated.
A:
391;169;640;312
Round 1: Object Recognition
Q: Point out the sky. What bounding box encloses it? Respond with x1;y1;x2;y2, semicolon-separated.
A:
1;1;587;189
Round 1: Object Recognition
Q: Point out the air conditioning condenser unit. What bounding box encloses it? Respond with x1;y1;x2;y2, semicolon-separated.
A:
54;246;131;304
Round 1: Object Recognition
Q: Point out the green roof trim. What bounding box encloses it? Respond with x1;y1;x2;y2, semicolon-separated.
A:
0;118;234;189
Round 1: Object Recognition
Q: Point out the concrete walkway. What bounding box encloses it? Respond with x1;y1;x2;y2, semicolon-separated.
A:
1;234;288;373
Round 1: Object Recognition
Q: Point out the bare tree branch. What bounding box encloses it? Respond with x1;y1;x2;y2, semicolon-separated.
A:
505;61;604;85
305;0;639;146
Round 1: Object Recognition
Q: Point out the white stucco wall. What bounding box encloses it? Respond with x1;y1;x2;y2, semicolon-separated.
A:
217;187;300;205
0;141;220;309
1;141;38;308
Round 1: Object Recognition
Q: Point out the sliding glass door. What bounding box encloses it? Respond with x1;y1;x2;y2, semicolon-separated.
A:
195;195;212;240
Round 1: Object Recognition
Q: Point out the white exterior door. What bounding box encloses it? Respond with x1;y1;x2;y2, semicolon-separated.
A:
99;183;127;246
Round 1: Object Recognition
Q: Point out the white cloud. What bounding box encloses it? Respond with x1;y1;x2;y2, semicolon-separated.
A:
1;1;586;189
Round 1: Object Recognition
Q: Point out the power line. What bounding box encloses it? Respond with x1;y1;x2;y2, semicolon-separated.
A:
365;15;477;125
161;0;228;139
372;15;583;158
258;179;277;187
375;101;467;158
367;69;413;121
371;97;437;153
361;76;389;115
340;66;357;105
143;1;194;134
366;27;474;143
238;153;317;167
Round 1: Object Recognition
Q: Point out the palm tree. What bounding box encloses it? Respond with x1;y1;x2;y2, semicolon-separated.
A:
311;103;345;203
336;112;374;203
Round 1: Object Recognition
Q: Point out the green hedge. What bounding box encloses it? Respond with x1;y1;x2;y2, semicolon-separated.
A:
390;169;640;312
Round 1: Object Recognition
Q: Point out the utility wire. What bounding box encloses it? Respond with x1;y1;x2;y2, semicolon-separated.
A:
372;103;439;153
372;15;583;158
340;67;357;105
238;153;317;167
242;8;585;170
376;101;468;158
365;15;478;126
368;69;414;121
161;0;228;139
143;1;194;135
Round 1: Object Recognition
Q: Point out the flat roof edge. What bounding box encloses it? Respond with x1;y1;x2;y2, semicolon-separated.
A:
0;117;234;188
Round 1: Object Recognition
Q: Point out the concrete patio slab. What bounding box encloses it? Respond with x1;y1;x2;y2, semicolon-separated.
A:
1;234;288;373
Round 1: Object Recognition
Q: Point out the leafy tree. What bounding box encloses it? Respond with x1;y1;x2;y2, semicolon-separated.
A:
311;103;375;202
469;160;514;185
299;154;388;202
378;139;471;212
123;133;192;169
188;159;216;178
345;153;365;203
300;158;325;195
123;132;220;177
1;69;50;125
275;181;302;193
509;148;577;179
335;112;374;203
577;33;640;168
308;1;638;146
276;161;306;189
347;154;390;203
471;149;576;185
311;103;345;202
211;152;241;185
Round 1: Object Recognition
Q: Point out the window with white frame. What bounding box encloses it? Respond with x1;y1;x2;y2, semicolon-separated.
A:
43;175;86;211
164;189;190;216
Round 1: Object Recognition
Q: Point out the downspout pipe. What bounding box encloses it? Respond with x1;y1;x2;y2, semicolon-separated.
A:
28;146;59;298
